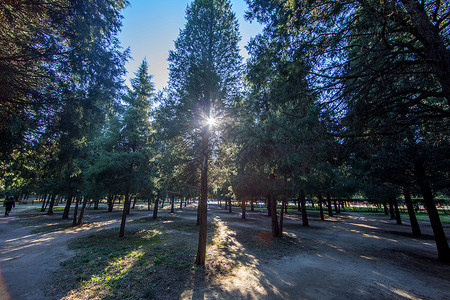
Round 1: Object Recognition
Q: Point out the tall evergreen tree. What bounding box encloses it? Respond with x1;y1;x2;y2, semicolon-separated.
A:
167;0;242;265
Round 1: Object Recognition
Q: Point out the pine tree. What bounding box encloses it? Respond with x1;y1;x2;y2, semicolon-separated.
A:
167;0;242;265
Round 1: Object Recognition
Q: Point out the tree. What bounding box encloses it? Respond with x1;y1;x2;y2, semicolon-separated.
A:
117;59;155;237
245;0;450;131
167;0;242;265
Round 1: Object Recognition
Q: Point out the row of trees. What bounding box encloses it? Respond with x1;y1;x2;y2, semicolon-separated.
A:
1;0;449;264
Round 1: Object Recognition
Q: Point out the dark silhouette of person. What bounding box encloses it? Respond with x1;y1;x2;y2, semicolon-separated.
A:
4;196;15;217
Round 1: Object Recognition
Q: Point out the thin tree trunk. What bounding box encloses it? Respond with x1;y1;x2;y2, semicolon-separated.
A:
279;198;286;237
326;193;333;217
62;194;73;220
393;197;402;225
195;124;209;266
170;195;175;213
267;195;272;217
148;198;152;211
153;193;159;219
269;193;280;237
318;194;324;221
241;197;246;219
414;160;450;262
107;195;114;212
250;197;254;212
180;197;183;209
47;194;56;215
388;198;396;220
228;197;232;213
404;189;421;237
119;192;131;237
77;197;89;226
94;198;99;210
41;194;48;212
72;196;80;227
383;201;389;215
132;197;137;209
299;190;309;227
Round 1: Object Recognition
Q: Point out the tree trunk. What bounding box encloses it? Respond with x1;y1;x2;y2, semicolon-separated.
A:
170;195;175;213
388;198;396;220
180;197;183;209
269;193;280;237
132;197;137;209
299;190;309;227
383;201;389;215
119;192;131;237
250;197;254;212
148;198;152;211
94;198;99;210
403;189;421;237
414;160;450;262
393;197;402;225
72;196;80;227
77;197;89;226
107;195;114;212
279;198;286;237
267;195;272;217
40;194;48;212
195;125;209;265
228;197;232;213
47;194;56;215
241;197;246;219
318;194;324;221
62;194;73;220
326;193;333;217
153;193;159;219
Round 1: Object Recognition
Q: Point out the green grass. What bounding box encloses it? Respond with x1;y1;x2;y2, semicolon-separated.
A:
51;217;216;300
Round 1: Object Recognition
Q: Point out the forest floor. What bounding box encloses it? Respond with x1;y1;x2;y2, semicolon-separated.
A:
0;203;449;300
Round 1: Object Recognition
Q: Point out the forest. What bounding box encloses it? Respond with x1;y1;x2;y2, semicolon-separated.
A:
1;0;449;284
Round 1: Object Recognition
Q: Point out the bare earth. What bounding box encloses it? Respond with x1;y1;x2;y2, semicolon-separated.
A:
0;204;449;300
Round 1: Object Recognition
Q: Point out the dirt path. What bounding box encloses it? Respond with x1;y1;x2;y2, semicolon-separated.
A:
202;210;450;299
0;205;151;300
1;204;450;300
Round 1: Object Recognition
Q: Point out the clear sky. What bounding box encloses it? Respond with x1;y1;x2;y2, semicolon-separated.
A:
118;0;263;91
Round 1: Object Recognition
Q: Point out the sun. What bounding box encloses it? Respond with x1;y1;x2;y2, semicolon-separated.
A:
206;116;216;127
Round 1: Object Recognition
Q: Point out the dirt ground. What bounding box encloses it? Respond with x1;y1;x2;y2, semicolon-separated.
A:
0;203;449;300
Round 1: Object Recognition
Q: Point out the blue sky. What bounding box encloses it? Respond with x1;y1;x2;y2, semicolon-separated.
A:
118;0;263;90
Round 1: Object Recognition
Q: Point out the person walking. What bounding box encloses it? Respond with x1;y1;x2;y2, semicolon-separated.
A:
3;196;15;217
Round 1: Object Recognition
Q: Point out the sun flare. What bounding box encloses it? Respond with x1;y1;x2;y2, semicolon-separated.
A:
206;116;216;127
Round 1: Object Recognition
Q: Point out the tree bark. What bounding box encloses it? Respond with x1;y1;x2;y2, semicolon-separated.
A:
269;193;280;237
195;124;209;266
393;197;402;225
153;193;159;219
326;193;333;217
388;198;396;220
403;189;421;237
299;190;309;227
77;197;89;226
241;197;246;219
228;197;232;213
47;194;56;215
414;160;450;262
383;201;389;215
72;196;80;227
107;195;114;212
318;194;324;221
40;194;48;212
62;194;73;220
119;192;131;237
170;195;175;213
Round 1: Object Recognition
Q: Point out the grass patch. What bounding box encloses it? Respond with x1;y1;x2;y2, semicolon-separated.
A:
50;216;216;300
